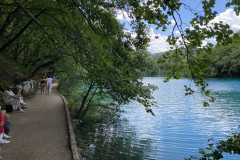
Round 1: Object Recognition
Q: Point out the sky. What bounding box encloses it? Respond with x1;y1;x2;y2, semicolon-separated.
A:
115;0;240;54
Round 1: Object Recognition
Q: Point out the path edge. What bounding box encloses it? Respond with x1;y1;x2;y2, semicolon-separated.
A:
57;91;83;160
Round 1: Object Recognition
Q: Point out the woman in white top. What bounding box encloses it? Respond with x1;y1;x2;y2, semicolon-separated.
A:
46;76;53;95
2;86;23;112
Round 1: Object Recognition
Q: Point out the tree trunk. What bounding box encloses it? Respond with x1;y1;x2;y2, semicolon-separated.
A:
79;85;98;120
75;82;94;118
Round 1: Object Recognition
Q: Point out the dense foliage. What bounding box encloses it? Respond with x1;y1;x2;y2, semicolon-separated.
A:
208;37;240;77
1;0;240;113
185;127;240;160
0;0;159;118
147;35;240;78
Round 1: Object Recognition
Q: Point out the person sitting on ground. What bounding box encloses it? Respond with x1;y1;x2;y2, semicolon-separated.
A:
2;86;24;112
13;85;27;109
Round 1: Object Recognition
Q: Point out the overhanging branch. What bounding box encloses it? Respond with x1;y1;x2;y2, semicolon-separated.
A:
14;0;63;54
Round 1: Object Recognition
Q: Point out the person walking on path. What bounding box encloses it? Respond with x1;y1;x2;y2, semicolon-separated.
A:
40;76;47;94
46;76;53;95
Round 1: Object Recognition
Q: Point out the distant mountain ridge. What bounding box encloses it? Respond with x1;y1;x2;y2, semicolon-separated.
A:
150;52;166;60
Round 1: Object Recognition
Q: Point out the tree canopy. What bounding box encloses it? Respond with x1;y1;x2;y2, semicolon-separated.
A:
0;0;240;112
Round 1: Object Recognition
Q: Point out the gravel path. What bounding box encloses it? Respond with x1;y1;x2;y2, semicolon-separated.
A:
2;84;73;160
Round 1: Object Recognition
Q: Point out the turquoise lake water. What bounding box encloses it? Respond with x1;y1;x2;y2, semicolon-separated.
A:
80;77;240;159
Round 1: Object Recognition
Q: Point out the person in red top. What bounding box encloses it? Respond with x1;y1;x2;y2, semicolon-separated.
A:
0;111;2;160
0;106;11;160
40;76;47;94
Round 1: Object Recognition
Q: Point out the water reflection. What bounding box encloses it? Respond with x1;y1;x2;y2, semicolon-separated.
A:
76;118;154;160
76;78;240;160
121;78;240;159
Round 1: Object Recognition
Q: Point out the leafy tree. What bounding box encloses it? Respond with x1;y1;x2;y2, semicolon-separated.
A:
185;128;240;160
208;34;240;77
1;0;240;114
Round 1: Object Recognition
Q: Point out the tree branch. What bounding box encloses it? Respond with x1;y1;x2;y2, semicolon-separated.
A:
13;0;63;54
0;10;45;54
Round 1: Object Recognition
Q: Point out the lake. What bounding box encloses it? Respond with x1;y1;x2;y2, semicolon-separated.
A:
78;77;240;160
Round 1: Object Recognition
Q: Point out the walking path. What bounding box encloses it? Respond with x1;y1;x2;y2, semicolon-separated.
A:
2;84;74;160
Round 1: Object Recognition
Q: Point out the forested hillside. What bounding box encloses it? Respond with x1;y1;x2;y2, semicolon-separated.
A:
208;38;240;77
147;37;240;78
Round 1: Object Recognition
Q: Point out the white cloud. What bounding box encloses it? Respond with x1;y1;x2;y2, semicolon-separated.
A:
148;28;170;53
175;30;181;35
205;37;217;44
115;10;132;21
170;19;176;26
210;9;240;32
147;9;237;53
200;9;240;47
119;8;240;53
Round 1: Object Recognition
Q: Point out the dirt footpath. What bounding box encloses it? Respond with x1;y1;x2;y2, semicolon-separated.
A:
2;84;73;160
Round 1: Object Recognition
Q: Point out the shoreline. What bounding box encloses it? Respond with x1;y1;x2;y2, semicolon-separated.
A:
58;93;84;160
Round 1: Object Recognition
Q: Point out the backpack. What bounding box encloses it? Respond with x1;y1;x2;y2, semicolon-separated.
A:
4;121;12;134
